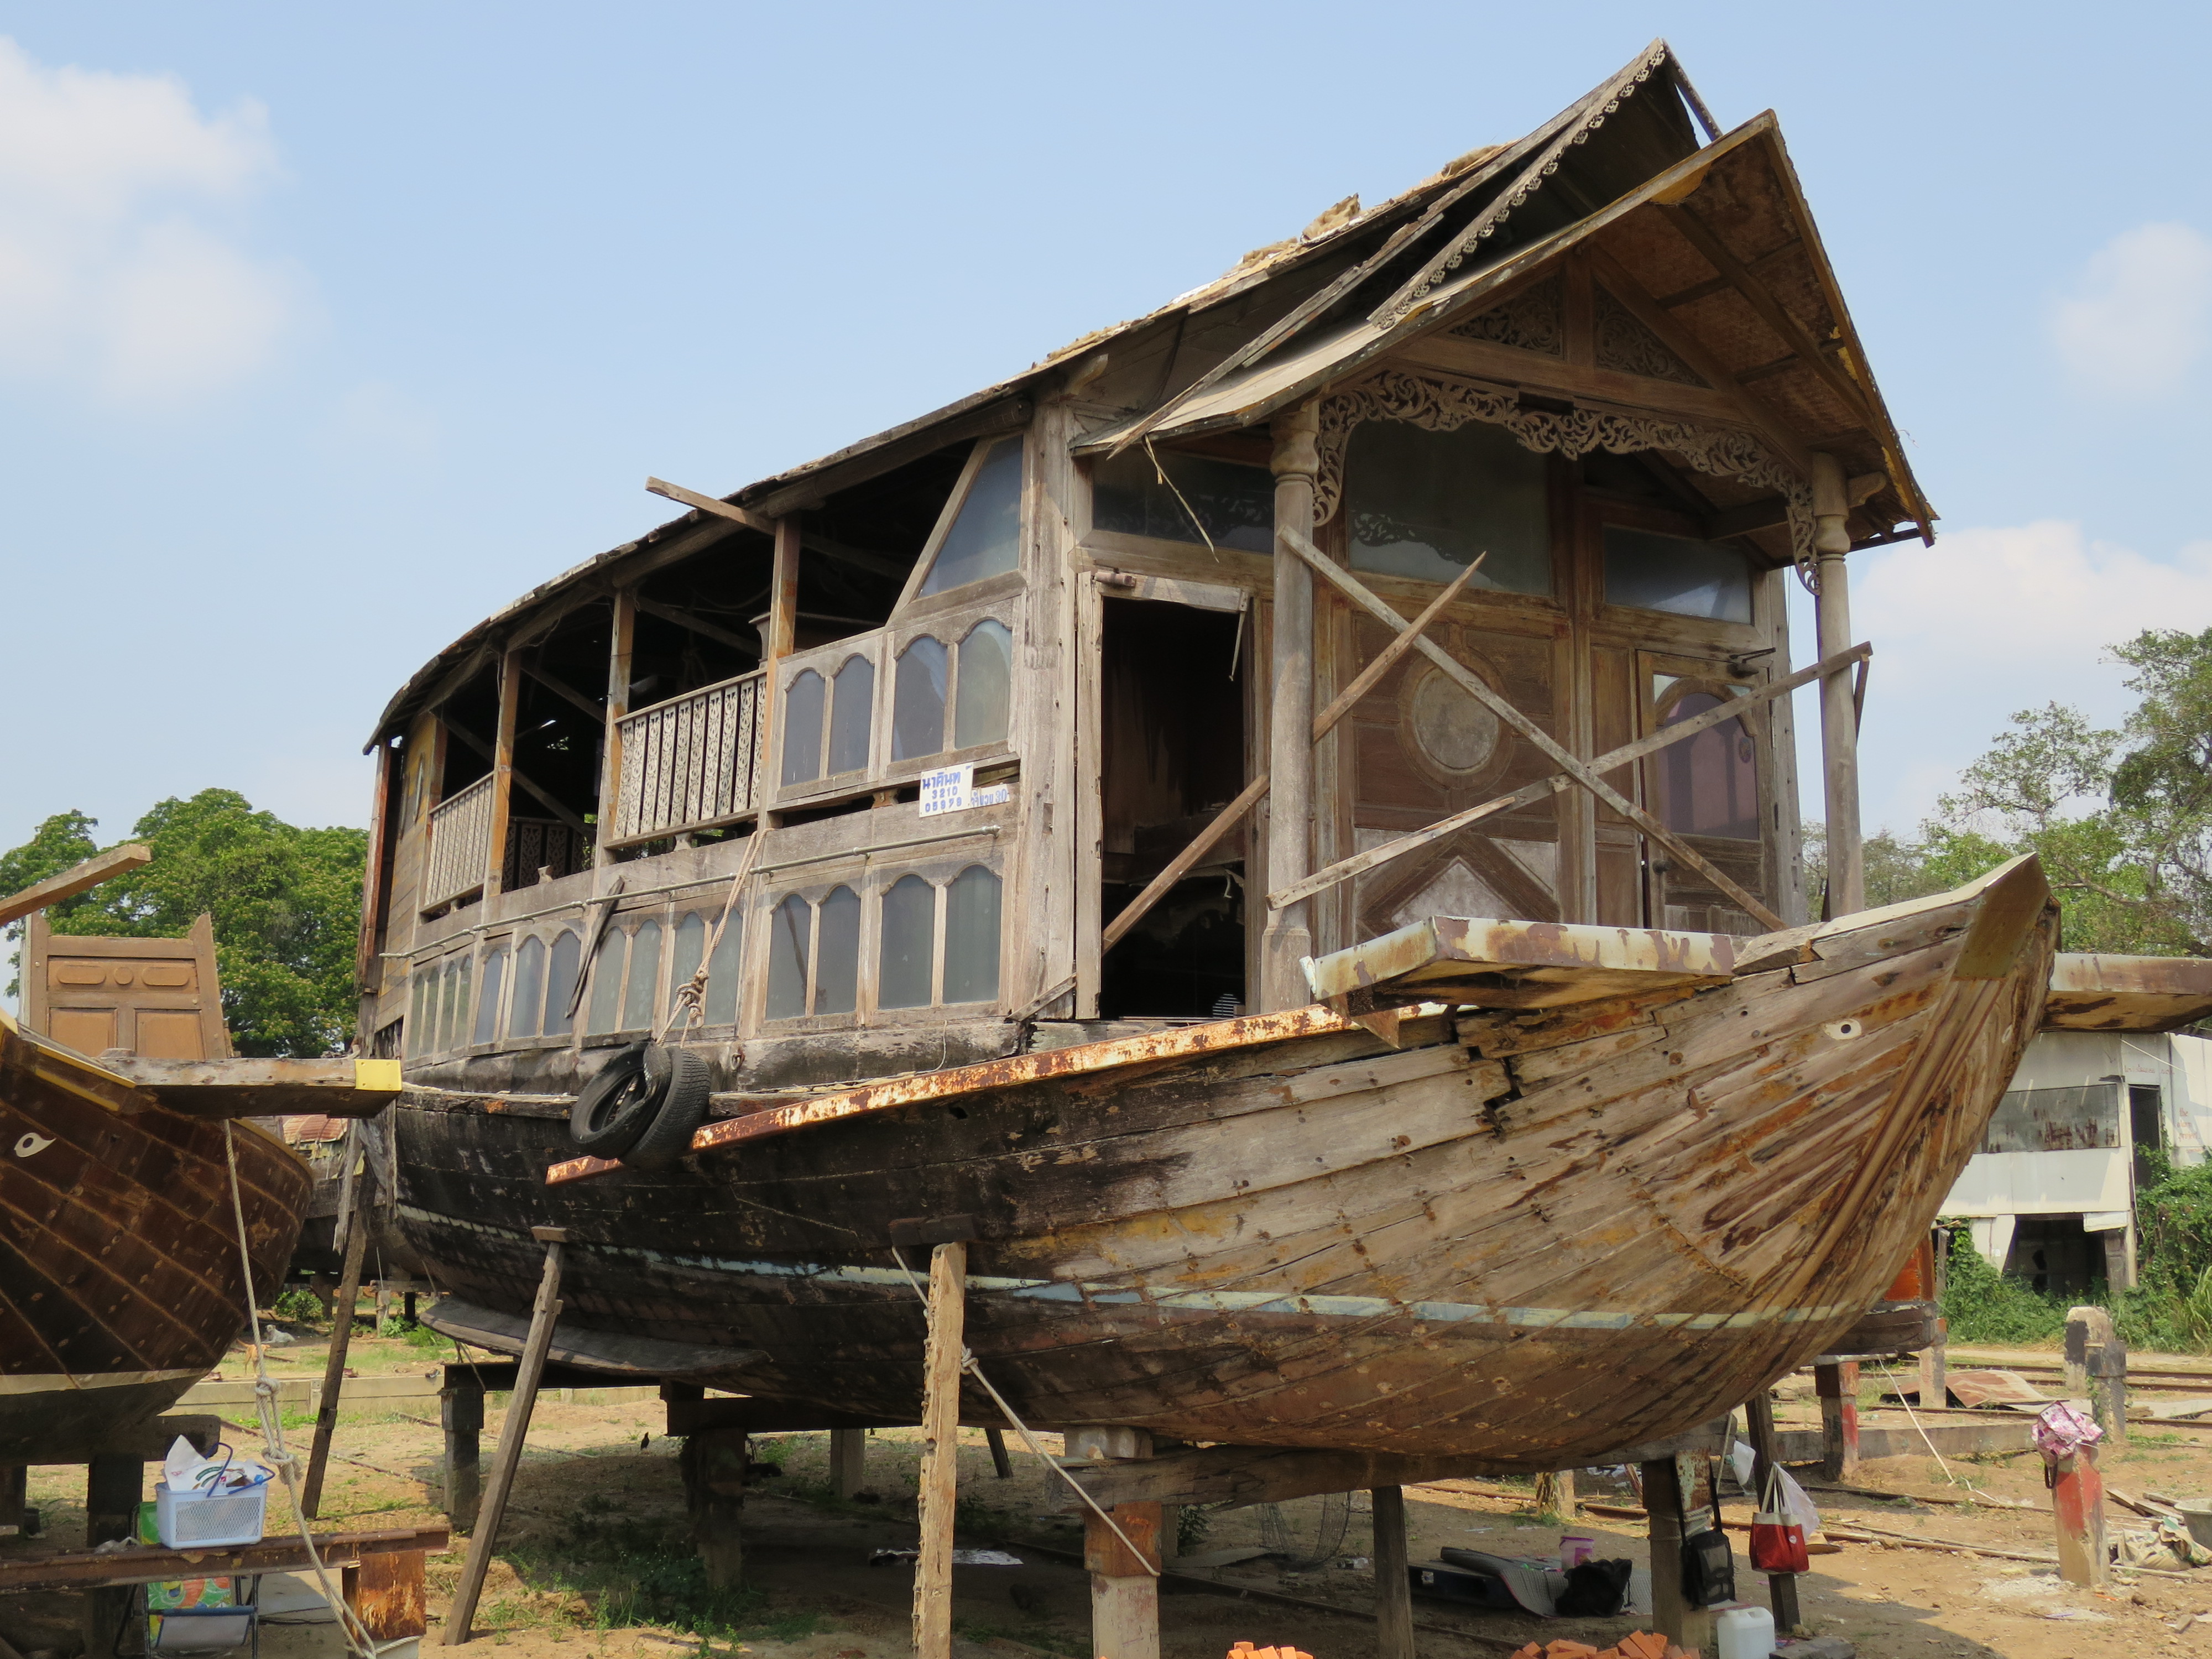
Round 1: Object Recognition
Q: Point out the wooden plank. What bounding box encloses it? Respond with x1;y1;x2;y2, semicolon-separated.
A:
645;477;779;538
912;1241;966;1659
484;648;521;896
1274;629;1866;912
0;845;150;930
664;1397;906;1436
102;1056;403;1120
346;1550;428;1643
302;1159;371;1519
1102;774;1270;953
633;596;758;656
1371;1486;1413;1659
546;1004;1359;1182
521;656;603;721
446;1229;565;1644
2044;952;2212;1032
596;588;637;864
0;1529;448;1594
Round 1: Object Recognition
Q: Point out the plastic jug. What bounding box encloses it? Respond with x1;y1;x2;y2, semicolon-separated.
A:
1714;1604;1775;1659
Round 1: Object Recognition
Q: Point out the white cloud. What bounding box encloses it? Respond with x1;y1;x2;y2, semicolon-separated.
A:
1796;520;2212;832
0;38;301;405
2051;221;2212;398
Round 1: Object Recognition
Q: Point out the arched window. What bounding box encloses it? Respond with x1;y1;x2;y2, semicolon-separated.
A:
829;655;875;774
472;946;508;1046
816;886;861;1015
409;971;432;1056
893;636;948;760
767;894;811;1019
543;930;581;1036
954;619;1012;749
671;912;706;1003
510;936;546;1039
781;667;826;785
622;917;663;1030
586;929;625;1034
879;875;936;1009
945;865;1002;1004
1656;690;1760;841
917;439;1023;596
705;912;743;1026
444;958;472;1052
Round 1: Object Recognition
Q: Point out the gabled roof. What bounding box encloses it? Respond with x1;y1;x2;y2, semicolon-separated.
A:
371;40;1932;748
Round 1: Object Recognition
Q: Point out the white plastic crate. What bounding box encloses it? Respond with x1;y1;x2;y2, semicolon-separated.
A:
154;1481;267;1550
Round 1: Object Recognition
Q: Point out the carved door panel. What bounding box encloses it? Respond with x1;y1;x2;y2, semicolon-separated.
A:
1636;651;1772;935
1343;613;1566;940
22;910;232;1060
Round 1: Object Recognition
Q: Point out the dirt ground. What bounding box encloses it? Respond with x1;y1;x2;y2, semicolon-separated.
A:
15;1322;2212;1659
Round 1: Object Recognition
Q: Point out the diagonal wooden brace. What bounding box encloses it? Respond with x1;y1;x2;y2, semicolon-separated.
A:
1277;528;1787;930
1271;639;1870;911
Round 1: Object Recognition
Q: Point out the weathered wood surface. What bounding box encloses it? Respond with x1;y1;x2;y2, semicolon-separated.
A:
2043;952;2212;1032
1303;915;1738;1010
102;1055;403;1119
0;1008;309;1463
0;845;151;929
393;859;2054;1467
0;1527;447;1593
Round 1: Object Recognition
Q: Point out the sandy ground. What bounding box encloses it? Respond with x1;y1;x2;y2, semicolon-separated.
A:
12;1325;2212;1659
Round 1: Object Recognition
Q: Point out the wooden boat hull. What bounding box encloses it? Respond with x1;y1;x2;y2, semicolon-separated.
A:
388;859;2054;1469
0;1014;310;1463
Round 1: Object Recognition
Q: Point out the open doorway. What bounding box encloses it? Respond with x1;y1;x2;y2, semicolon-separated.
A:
1097;597;1249;1019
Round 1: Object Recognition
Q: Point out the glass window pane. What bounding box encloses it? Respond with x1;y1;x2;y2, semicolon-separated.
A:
587;928;625;1034
1656;688;1761;841
429;965;449;1052
767;894;811;1019
1603;526;1753;623
879;875;936;1009
828;655;875;775
450;959;472;1052
544;930;581;1036
409;971;431;1056
815;886;860;1015
893;636;948;760
671;912;706;1012
953;619;1012;749
781;668;826;785
472;947;507;1046
944;865;1001;1004
1091;450;1274;553
1347;420;1550;594
510;936;546;1039
622;917;662;1030
705;911;743;1026
919;439;1024;596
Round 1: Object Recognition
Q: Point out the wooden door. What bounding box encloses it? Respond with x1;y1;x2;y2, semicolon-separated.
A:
1635;650;1772;934
22;911;232;1060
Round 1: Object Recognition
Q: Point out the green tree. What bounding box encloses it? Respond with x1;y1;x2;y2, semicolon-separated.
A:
1;790;366;1056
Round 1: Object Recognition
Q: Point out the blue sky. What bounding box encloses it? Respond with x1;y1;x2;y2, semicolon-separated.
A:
1;2;2209;858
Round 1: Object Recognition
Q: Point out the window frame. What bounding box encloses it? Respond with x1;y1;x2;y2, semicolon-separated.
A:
895;436;1029;614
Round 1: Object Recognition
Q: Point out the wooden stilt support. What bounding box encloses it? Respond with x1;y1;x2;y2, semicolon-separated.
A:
0;1463;26;1537
1641;1454;1715;1653
1533;1468;1575;1519
679;1428;749;1588
2053;1444;2107;1586
1085;1498;1160;1659
1815;1360;1859;1480
1744;1391;1801;1636
440;1368;486;1529
1370;1485;1414;1659
443;1227;565;1646
984;1425;1013;1480
302;1161;373;1519
914;1241;968;1659
84;1454;143;1656
830;1427;867;1499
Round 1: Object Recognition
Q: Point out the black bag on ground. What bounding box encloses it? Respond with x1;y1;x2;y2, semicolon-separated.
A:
1554;1557;1633;1616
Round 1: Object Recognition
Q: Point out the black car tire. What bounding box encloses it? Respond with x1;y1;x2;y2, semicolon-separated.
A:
621;1046;712;1171
567;1041;664;1157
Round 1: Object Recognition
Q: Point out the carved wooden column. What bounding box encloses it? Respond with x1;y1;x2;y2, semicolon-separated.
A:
1811;453;1861;916
1262;403;1320;1013
595;589;637;864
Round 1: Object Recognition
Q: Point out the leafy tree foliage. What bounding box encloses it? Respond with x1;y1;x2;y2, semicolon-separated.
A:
1808;625;2212;956
1;790;365;1056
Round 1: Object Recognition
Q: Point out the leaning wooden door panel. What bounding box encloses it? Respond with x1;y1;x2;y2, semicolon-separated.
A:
21;911;231;1060
1344;612;1565;938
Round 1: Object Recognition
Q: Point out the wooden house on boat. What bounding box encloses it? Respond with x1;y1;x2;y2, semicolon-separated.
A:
356;44;2066;1473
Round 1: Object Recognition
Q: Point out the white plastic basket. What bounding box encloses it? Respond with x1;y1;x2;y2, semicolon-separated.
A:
154;1481;266;1550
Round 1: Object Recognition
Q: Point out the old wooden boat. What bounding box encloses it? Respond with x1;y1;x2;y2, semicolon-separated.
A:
0;1005;310;1463
354;44;2064;1466
395;857;2053;1466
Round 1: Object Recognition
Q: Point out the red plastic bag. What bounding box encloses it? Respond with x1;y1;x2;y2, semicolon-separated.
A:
1749;1467;1809;1574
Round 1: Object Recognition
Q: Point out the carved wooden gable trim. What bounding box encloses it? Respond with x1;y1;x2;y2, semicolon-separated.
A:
1446;274;1563;357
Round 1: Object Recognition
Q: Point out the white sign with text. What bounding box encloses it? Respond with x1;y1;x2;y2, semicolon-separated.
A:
919;764;1010;816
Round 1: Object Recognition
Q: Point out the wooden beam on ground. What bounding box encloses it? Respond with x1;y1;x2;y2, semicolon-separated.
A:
0;845;150;930
100;1056;404;1119
1270;601;1864;914
302;1158;372;1519
913;1240;967;1659
445;1228;565;1644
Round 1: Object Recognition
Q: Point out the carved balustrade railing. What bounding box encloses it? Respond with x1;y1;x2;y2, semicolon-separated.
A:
423;773;496;907
610;669;766;846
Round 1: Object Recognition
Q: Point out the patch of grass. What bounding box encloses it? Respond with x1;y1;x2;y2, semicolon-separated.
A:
272;1287;326;1322
504;1494;793;1641
400;1321;447;1352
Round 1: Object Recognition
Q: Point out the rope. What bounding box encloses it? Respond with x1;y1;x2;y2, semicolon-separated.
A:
654;827;766;1045
220;1123;392;1659
888;1246;1160;1577
1870;1357;2005;1506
